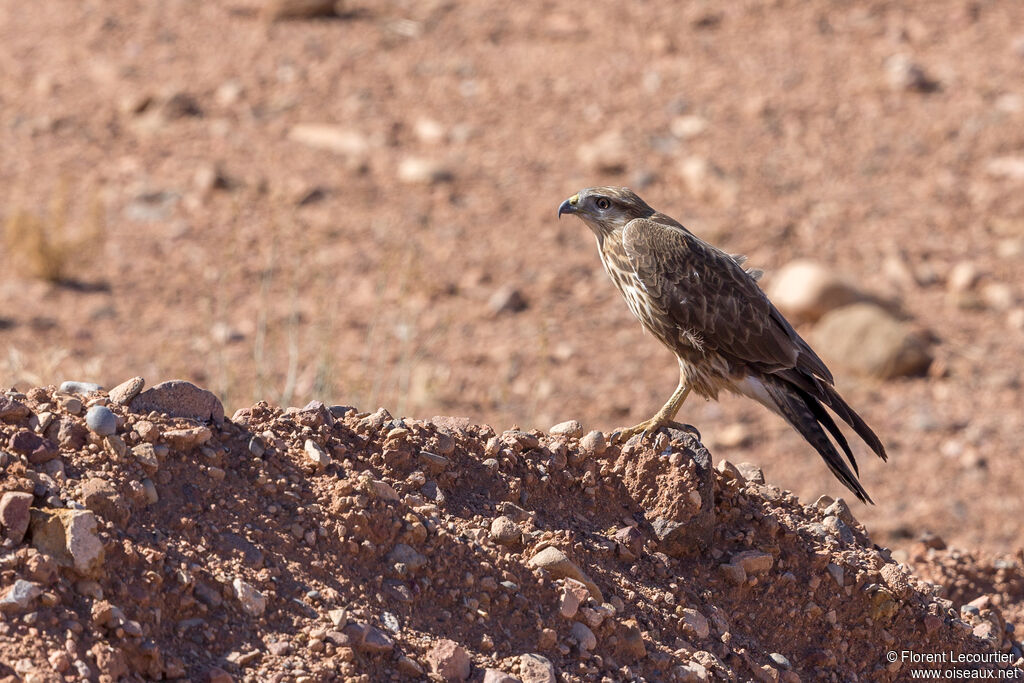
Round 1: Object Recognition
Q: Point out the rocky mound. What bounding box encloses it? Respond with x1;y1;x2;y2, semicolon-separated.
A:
0;381;1020;682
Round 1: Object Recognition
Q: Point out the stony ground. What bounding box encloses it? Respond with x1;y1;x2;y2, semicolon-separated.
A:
1;380;1021;681
1;0;1023;558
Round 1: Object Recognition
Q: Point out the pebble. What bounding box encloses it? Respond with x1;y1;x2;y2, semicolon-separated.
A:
388;543;427;572
303;439;331;470
578;431;606;456
0;580;42;613
518;653;556;683
735;462;764;483
731;550;773;575
769;653;791;669
287;124;369;171
679;608;710;640
108;377;145;406
571;621;597;651
489;516;522;545
719;563;747;585
884;54;937;92
812;303;933;379
163;426;213;450
528;546;603;602
398;157;453;184
549;420;584;438
58;381;103;395
0;396;31;422
558;578;590;618
232;578;266;617
360;626;394;654
130;380;225;423
483;670;522;683
576;130;628;173
425;639;471;681
488;286;528;314
0;491;33;543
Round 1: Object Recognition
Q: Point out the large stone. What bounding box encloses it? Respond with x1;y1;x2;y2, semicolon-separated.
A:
812;303;932;379
766;259;863;324
425;639;471;682
0;491;33;543
619;428;714;557
130;380;224;423
30;508;105;575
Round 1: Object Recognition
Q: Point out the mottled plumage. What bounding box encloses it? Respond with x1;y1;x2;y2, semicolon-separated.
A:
558;186;887;503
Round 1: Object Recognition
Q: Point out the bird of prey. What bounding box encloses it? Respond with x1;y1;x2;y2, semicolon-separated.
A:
558;186;887;503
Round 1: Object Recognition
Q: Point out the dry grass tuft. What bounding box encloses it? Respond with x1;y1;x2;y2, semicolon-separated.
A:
4;182;105;284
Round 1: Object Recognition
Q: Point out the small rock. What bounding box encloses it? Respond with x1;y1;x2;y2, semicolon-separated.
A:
518;653;556;683
9;429;58;463
985;157;1024;181
30;508;105;575
483;670;522;683
577;130;628;173
528;546;603;602
62;397;83;415
678;156;737;207
0;580;42;613
398;157;453;184
571;621;597;651
670;115;708;139
370;480;400;501
264;0;342;22
549;420;584;438
388;543;427;572
770;653;791;669
163;426;213;450
59;381;103;395
81;478;130;524
232;578;266;617
108;377;145;406
735;462;765;483
558;578;590;618
578;431;606;456
732;550;773;575
614;526;644;559
205;666;233;683
397;656;424;676
719;563;747;585
360;626;394;654
414;118;446;144
488;286;527;314
885;54;937;92
489;516;522;545
766;259;863;324
0;396;30;423
130;380;224;423
947;261;979;293
425;639;471;682
303;439;331;470
813;303;933;379
679;608;710;640
0;491;33;543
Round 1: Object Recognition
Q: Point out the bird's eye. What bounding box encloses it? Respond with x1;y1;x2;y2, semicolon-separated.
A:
595;197;611;210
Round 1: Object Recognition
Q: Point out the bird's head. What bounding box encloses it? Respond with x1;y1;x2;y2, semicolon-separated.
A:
557;186;655;236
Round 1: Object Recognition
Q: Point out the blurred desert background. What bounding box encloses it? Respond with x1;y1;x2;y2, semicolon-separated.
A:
2;0;1023;555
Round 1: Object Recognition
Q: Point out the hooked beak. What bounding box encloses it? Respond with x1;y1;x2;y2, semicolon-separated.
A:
557;194;580;219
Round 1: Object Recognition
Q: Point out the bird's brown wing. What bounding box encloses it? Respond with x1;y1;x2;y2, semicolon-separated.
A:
621;217;833;382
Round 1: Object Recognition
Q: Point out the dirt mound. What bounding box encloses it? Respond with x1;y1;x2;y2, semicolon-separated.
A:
0;383;1020;681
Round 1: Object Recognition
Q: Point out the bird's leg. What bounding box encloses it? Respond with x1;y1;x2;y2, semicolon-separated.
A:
612;377;692;445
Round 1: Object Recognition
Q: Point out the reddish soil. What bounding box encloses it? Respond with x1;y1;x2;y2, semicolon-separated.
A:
0;385;1020;681
1;0;1023;678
